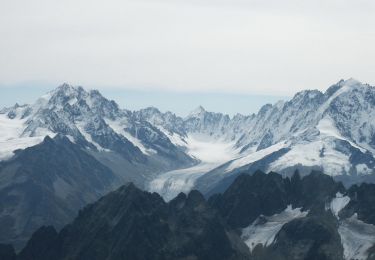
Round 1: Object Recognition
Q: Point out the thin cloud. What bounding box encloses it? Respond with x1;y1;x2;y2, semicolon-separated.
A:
0;0;374;95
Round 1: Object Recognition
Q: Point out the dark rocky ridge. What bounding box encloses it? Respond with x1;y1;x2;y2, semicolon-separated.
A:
5;170;375;260
16;183;251;260
0;135;119;250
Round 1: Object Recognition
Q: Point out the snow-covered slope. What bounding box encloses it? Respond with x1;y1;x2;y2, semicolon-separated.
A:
144;79;375;197
328;191;375;260
338;214;375;260
2;79;375;200
241;205;308;252
0;84;195;186
0;105;55;160
148;134;240;201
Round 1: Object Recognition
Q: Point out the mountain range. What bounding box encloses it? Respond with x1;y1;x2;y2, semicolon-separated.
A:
1;78;375;252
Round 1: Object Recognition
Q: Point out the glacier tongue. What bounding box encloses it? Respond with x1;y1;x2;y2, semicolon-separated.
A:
147;134;240;201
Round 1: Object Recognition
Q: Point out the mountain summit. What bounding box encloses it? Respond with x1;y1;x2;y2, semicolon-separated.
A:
186;105;206;118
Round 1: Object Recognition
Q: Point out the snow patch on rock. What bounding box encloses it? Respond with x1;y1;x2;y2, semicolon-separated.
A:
330;192;350;219
241;205;308;252
225;141;289;173
339;214;375;260
105;118;156;155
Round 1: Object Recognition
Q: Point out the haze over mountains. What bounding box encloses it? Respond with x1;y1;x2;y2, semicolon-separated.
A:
1;78;375;254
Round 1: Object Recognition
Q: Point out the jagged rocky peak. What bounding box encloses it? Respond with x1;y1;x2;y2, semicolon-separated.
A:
284;78;366;110
15;179;252;260
186;105;206;118
35;83;121;119
257;103;274;116
140;106;161;114
47;82;85;103
340;77;362;87
1;102;30;119
324;78;363;97
287;89;324;110
136;107;163;121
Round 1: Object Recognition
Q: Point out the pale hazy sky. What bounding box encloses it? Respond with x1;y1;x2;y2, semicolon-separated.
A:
0;0;374;113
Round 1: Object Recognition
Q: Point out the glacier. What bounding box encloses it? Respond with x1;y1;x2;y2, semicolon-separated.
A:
241;205;308;252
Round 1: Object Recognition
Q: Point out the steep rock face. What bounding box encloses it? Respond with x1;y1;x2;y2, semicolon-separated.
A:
0;244;16;260
125;119;193;166
293;171;346;210
257;213;343;260
340;183;375;225
208;171;343;229
17;226;59;260
0;135;118;250
17;184;250;260
209;171;290;228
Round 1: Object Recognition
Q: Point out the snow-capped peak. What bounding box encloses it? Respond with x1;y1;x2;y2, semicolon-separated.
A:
48;83;86;99
186;105;206;118
340;78;362;87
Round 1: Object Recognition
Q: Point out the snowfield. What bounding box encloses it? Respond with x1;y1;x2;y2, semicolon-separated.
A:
338;214;375;260
330;192;350;219
148;134;240;201
269;139;352;176
241;205;308;252
0;114;54;161
105;118;156;155
224;141;289;173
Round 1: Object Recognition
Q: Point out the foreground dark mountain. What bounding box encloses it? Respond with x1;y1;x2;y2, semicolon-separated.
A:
0;135;118;250
16;184;251;260
2;171;374;260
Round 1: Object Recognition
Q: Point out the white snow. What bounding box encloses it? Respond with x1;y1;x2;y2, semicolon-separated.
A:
158;127;187;147
68;97;78;105
317;116;366;153
76;122;109;152
0;114;53;160
241;205;308;252
317;82;353;115
148;162;219;201
148;134;240;201
105;118;156;155
269;140;352;176
330;192;350;219
356;164;373;175
184;134;239;163
339;214;375;260
225;141;289;173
